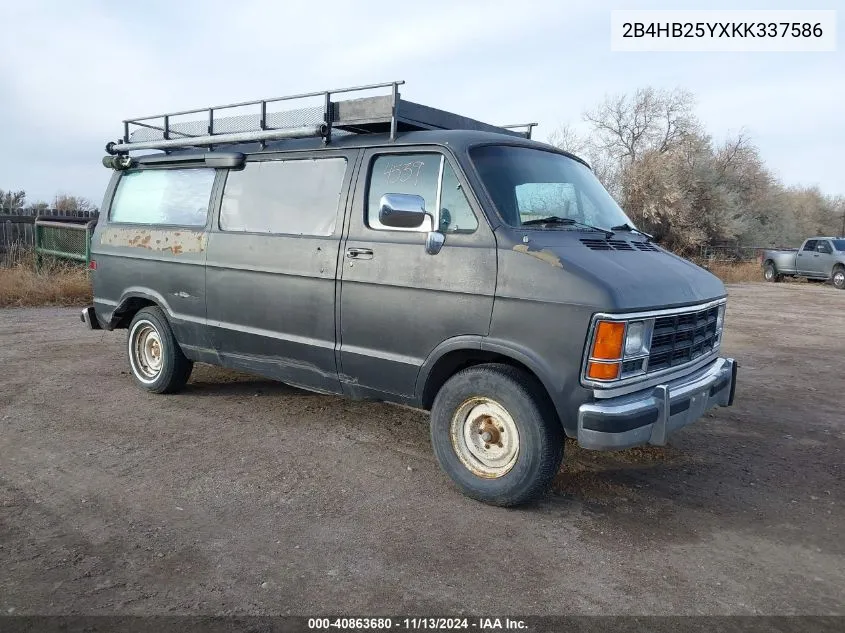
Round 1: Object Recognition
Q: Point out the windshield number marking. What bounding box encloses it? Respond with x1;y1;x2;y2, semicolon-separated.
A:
384;160;425;187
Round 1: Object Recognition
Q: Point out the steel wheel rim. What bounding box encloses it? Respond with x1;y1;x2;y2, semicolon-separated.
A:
765;267;773;280
129;320;163;383
450;397;520;479
834;271;845;287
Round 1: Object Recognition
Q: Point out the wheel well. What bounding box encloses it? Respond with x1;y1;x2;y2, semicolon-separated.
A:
421;349;553;412
764;259;776;268
113;297;157;329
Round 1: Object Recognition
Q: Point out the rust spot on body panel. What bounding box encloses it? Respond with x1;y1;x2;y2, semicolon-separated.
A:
513;244;562;268
100;227;207;254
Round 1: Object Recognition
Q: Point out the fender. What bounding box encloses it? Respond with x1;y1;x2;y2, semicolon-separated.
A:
108;287;181;328
413;335;485;404
481;337;583;435
414;335;578;434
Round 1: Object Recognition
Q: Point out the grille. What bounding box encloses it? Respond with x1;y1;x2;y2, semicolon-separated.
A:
647;305;720;372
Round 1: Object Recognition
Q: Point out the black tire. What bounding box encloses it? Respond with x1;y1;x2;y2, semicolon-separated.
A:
763;262;781;282
127;307;193;394
833;265;845;290
430;363;563;506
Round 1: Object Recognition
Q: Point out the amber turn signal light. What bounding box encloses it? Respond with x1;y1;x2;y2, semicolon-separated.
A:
587;361;621;380
591;320;625;360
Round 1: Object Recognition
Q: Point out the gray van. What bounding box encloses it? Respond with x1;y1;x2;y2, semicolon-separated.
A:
83;81;737;506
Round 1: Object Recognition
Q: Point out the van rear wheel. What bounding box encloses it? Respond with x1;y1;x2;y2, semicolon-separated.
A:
127;307;193;394
430;364;563;506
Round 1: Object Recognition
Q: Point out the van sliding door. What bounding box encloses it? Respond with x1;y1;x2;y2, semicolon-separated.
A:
204;150;358;393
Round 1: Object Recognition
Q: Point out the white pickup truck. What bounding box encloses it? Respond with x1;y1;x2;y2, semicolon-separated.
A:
762;237;845;289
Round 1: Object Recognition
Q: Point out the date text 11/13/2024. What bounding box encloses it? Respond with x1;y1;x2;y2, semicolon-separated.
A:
307;617;528;630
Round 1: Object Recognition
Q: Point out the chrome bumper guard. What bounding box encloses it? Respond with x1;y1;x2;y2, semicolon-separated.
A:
80;306;102;330
577;357;737;451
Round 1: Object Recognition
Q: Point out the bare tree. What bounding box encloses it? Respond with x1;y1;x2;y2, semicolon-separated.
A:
545;86;840;253
54;194;98;214
547;123;588;157
584;87;696;162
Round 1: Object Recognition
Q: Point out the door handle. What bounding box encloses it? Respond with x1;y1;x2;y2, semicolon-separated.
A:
346;247;374;260
814;254;819;257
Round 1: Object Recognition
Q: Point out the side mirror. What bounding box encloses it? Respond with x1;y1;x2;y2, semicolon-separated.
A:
379;194;429;229
378;192;445;255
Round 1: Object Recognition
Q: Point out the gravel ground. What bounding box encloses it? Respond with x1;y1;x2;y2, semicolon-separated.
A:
0;282;843;616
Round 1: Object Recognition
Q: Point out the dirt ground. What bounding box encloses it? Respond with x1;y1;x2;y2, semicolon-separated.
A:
1;283;843;616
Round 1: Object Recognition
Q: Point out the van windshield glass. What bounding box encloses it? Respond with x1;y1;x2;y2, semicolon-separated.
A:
470;145;633;231
833;239;845;251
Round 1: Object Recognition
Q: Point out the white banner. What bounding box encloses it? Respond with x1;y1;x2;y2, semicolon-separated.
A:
611;10;837;52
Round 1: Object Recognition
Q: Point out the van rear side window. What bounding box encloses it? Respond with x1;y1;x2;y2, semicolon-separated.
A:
220;158;347;236
110;168;215;226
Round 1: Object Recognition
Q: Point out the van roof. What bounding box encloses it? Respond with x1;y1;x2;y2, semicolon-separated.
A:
170;128;560;155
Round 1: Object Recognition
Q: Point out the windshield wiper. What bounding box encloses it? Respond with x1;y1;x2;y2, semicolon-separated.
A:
521;216;614;238
610;223;654;241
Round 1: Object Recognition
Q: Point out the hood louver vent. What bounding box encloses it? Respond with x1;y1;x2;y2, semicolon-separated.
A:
634;242;660;252
606;239;635;251
580;239;614;251
580;238;660;252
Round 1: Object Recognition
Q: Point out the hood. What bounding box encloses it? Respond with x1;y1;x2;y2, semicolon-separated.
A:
497;230;726;312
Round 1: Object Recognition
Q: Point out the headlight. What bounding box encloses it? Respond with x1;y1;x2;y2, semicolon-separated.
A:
585;318;654;382
714;303;726;348
624;320;653;357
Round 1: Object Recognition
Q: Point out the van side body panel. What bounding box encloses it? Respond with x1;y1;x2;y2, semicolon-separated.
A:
203;149;359;394
91;170;220;351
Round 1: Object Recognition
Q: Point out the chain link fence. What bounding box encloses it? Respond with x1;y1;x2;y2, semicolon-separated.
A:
1;210;99;268
35;219;97;269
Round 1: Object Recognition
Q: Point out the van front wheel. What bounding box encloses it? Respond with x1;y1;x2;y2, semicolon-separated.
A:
430;364;563;506
127;307;193;394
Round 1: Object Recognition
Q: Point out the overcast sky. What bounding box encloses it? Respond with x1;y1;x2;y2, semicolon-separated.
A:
0;0;842;205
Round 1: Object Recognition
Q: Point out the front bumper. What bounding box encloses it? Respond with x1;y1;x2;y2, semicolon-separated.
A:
577;357;737;450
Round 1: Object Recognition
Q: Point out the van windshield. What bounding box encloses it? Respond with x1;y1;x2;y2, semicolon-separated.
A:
470;145;634;231
833;239;845;251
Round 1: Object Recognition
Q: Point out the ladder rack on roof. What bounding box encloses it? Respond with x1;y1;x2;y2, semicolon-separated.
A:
105;81;537;155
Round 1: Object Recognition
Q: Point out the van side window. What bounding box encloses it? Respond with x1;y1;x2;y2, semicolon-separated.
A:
367;154;442;231
367;154;478;233
439;162;477;233
220;158;347;235
110;168;215;226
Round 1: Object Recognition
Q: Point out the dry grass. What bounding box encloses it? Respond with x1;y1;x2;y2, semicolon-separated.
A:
0;252;92;308
698;260;763;284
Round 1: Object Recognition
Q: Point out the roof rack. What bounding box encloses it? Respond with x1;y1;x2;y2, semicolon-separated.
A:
105;81;537;155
